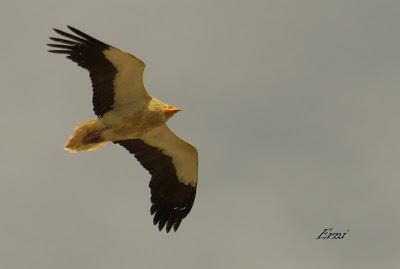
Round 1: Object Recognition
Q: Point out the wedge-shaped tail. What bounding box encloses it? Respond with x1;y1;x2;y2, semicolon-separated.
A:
65;120;108;153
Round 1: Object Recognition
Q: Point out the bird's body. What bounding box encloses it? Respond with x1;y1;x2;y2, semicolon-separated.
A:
48;26;198;232
101;99;162;140
66;97;177;151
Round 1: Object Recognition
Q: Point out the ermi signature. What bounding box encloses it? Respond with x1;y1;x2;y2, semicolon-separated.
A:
316;228;349;240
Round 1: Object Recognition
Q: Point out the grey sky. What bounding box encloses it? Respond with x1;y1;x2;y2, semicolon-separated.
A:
1;0;399;268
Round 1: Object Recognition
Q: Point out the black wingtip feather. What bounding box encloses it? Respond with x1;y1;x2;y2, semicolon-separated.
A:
166;221;174;233
53;28;86;42
150;204;157;215
48;25;116;116
173;219;182;232
49;37;77;45
158;217;168;231
48;50;70;54
115;139;197;233
67;25;99;42
47;44;72;49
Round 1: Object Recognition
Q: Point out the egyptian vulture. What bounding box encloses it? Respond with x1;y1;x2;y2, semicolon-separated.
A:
47;26;198;233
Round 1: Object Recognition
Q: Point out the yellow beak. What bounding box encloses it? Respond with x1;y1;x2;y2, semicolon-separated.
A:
164;106;181;117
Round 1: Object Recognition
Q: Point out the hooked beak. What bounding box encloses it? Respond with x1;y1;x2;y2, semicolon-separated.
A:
164;106;181;117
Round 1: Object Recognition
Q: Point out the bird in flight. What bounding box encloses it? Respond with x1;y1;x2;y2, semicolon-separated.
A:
47;26;198;233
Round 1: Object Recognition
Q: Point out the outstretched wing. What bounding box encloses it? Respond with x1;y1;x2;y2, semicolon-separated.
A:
47;25;150;117
115;125;198;232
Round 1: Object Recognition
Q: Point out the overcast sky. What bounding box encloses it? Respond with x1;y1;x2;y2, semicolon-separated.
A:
1;0;399;268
